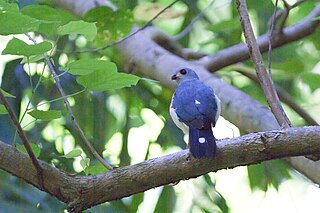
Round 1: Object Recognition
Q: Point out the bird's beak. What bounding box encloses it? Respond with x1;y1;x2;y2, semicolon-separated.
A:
171;74;178;80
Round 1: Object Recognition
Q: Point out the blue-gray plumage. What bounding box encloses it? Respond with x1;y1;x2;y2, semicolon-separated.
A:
170;68;220;159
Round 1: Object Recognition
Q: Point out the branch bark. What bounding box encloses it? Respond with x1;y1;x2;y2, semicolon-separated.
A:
1;126;320;212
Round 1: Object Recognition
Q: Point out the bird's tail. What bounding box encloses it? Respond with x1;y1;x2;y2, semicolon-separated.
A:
189;127;216;159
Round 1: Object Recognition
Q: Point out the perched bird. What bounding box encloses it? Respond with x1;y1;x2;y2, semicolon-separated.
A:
170;68;220;159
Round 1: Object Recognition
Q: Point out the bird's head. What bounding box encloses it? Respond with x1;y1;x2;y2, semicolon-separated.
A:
171;68;199;84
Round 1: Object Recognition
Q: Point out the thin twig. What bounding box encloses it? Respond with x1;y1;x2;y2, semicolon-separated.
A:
236;0;292;128
277;0;307;33
268;0;279;77
0;90;44;189
25;34;114;170
231;65;318;126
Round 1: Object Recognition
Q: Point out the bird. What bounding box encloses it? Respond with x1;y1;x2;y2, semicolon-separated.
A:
170;68;220;159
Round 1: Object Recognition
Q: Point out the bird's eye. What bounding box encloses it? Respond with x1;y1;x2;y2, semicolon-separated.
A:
179;69;187;75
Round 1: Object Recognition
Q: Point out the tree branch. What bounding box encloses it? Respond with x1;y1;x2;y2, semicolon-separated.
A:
236;0;292;128
1;126;320;212
197;4;320;72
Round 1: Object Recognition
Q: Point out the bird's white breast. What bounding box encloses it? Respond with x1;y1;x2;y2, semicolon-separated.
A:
169;97;189;134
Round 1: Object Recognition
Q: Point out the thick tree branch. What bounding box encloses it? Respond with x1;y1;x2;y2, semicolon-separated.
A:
236;0;292;128
197;4;320;72
1;126;320;212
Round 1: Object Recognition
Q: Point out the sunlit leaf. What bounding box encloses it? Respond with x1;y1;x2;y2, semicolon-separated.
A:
61;149;82;158
77;70;140;91
0;10;40;35
21;5;76;35
58;20;97;41
28;109;61;121
67;59;117;75
17;144;41;158
0;104;7;114
2;38;52;57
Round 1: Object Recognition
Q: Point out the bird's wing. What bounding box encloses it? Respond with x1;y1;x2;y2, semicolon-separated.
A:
172;80;218;129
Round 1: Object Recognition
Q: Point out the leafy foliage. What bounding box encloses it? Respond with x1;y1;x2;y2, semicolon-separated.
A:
2;38;52;56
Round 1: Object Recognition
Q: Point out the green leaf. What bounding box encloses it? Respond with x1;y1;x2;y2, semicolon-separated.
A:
21;5;76;35
84;162;108;175
21;5;75;24
84;7;133;44
300;72;320;92
28;109;61;121
154;186;176;213
2;38;52;57
0;0;19;13
67;59;117;75
58;20;97;41
61;149;82;158
0;104;7;114
0;88;15;98
77;70;140;92
80;158;90;170
247;164;268;191
17;144;41;158
0;11;40;35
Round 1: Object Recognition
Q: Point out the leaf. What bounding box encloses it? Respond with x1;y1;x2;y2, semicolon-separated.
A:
84;162;108;175
0;11;40;35
61;149;82;158
80;158;90;170
67;59;117;75
17;144;41;158
84;7;133;44
247;164;268;191
0;88;15;98
0;104;7;114
28;110;61;121
21;5;76;35
2;38;52;57
0;0;19;13
58;20;97;41
300;72;320;92
21;5;75;24
77;70;140;92
154;186;176;213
